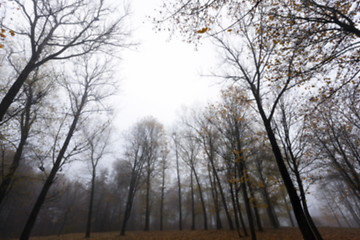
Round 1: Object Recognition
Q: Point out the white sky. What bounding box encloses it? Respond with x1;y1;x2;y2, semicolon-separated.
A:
113;0;221;132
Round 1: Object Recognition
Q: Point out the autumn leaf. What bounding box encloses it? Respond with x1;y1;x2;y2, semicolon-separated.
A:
0;44;4;48
10;30;15;36
197;27;208;33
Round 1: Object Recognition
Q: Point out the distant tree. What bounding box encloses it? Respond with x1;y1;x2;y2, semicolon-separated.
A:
159;143;169;231
0;0;131;121
120;117;165;235
84;121;112;238
171;132;183;230
178;128;208;230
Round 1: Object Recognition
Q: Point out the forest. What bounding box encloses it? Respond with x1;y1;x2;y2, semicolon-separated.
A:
0;1;359;240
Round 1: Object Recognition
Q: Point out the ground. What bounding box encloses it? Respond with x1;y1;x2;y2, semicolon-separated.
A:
25;228;360;240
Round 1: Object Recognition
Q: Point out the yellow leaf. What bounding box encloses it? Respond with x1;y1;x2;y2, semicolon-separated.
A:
227;29;232;32
197;27;208;34
0;44;4;48
9;30;15;36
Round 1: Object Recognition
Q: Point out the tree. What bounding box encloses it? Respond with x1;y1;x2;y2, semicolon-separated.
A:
0;0;131;121
84;121;112;238
20;54;115;240
120;117;165;235
178;128;208;230
159;143;169;231
171;132;183;230
0;69;53;206
157;0;360;236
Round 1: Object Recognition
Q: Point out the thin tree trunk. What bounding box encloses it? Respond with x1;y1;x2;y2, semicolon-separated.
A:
281;186;295;227
0;60;36;121
120;173;137;236
144;170;151;231
229;182;242;238
85;169;96;238
256;158;279;228
160;165;165;231
0;87;32;205
247;178;263;232
235;186;248;236
175;142;183;230
190;170;195;230
192;165;207;230
208;164;222;229
20;90;87;240
261;117;318;240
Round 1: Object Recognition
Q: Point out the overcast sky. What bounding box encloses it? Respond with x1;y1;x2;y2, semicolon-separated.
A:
112;0;222;132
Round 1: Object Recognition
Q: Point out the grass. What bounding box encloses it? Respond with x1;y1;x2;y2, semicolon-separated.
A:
26;228;360;240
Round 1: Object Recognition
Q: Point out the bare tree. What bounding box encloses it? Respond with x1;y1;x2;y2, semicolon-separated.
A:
0;70;53;206
0;0;131;121
20;54;115;240
84;121;112;238
120;117;165;235
171;132;183;230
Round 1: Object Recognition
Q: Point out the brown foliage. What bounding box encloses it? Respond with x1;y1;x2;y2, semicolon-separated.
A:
24;228;360;240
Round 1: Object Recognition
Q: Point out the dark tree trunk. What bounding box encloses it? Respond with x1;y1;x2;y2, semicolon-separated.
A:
236;178;248;236
191;165;207;230
19;90;87;240
260;115;319;240
247;178;263;232
229;182;242;238
0;60;36;121
175;142;183;230
239;173;257;240
144;171;151;231
120;172;138;236
160;165;165;231
190;170;195;230
281;187;296;227
85;169;96;238
0;86;33;205
208;167;222;230
255;158;279;228
210;159;234;230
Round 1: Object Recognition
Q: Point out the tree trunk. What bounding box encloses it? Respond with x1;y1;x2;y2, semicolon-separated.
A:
247;178;263;232
229;182;242;238
120;174;137;236
256;158;279;228
261;117;318;240
175;143;182;230
160;165;165;231
190;170;195;230
281;187;295;227
0;60;36;121
209;167;222;230
144;170;151;231
239;173;257;240
85;169;96;238
20;90;86;240
192;165;207;230
0;87;32;205
235;186;248;236
207;149;234;230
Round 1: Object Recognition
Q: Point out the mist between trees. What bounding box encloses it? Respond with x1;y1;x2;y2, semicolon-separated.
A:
0;0;360;240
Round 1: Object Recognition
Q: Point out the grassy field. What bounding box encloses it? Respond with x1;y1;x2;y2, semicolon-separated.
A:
24;228;360;240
